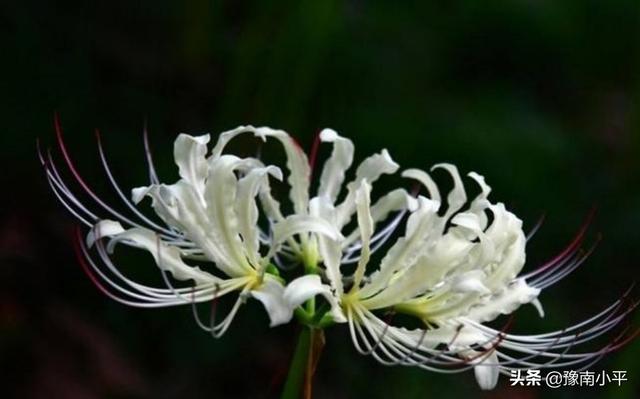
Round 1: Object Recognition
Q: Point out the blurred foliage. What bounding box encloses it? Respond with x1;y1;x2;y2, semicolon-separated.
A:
1;0;639;398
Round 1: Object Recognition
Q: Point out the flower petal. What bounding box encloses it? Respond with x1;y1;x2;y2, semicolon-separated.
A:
205;155;259;274
431;163;467;219
284;275;346;323
360;197;439;299
271;214;344;252
256;127;310;216
134;181;237;276
309;196;344;296
251;276;292;327
343;188;417;248
467;172;492;230
336;149;399;228
402;168;441;204
465;278;541;323
318;128;354;203
352;180;373;288
102;226;217;284
236;166;283;265
174;134;210;197
86;219;126;248
210;125;264;160
450;270;491;294
473;350;500;390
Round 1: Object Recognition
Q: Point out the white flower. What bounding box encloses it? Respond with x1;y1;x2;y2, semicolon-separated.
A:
40;117;636;390
40;118;344;334
326;164;634;390
211;126;419;324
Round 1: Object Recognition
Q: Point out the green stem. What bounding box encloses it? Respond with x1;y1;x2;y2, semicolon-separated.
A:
302;246;318;317
280;327;311;399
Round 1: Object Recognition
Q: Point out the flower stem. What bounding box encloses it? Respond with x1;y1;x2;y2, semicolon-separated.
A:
280;327;311;399
304;328;325;399
280;327;325;399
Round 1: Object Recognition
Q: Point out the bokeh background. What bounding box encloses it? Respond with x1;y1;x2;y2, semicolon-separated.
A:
1;1;639;398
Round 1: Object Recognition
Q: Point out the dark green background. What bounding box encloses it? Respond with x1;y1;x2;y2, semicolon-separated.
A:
1;1;639;398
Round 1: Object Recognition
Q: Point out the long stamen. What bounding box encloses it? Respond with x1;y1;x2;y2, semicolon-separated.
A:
526;213;545;242
41;148;99;225
142;118;160;185
54;114;157;232
523;207;596;279
531;234;601;289
96;129;179;238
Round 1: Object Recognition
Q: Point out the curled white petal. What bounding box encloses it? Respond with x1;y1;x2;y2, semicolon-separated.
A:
318;128;354;203
336;149;400;228
251;277;292;327
174;133;210;197
473;350;499;390
352;179;373;288
86;219;126;248
284;275;346;323
466;278;541;322
104;226;217;284
272;214;344;250
257;128;310;216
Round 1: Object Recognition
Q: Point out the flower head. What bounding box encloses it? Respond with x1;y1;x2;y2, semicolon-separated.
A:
333;165;636;389
40;118;347;334
40;116;637;390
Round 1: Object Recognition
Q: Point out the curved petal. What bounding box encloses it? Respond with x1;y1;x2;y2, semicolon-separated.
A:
174;134;210;197
402;168;441;204
251;276;292;327
309;196;344;295
343;188;417;248
465;278;541;323
431;163;467;220
87;219;126;248
236;166;283;265
205;155;258;274
271;214;344;253
256;127;311;216
136;181;236;276
284;275;346;323
473;350;499;390
318;128;354;203
467;172;492;230
336;149;399;228
359;197;439;299
352;180;373;288
210;125;264;160
101;226;218;284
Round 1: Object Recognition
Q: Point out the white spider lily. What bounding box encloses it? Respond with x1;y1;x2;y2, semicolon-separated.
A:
39;118;344;334
209;126;418;323
40;117;636;391
331;165;635;390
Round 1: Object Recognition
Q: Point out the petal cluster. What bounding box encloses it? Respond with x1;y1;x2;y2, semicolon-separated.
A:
40;118;637;390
